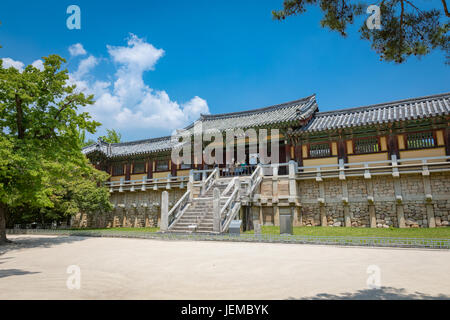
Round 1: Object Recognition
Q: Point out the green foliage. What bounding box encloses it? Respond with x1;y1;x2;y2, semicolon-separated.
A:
99;128;122;144
78;130;96;147
273;0;449;63
0;55;111;235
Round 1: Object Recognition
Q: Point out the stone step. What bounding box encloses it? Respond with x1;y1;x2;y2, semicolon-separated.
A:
196;227;214;232
185;210;213;213
177;218;213;222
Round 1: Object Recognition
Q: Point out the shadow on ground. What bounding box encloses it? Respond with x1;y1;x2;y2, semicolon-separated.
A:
289;287;450;300
0;235;88;255
0;268;41;279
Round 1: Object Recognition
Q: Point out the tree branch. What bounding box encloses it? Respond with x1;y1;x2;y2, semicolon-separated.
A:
442;0;450;17
15;94;25;140
400;0;405;41
55;97;75;120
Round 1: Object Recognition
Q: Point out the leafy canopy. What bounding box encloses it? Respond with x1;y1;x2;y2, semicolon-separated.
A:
99;128;122;144
0;55;111;228
273;0;449;63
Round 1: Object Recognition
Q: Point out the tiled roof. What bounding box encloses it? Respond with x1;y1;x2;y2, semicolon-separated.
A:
83;92;449;158
83;136;177;158
296;92;450;134
83;94;317;158
185;94;317;133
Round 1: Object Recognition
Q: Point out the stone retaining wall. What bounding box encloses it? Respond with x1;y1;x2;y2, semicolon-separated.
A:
254;172;450;228
74;171;449;229
72;188;186;228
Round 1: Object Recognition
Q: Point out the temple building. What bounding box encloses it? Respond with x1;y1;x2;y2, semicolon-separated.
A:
81;92;450;231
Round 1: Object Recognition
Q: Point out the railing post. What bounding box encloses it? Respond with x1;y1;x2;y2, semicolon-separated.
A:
391;154;400;178
160;191;169;232
364;163;371;179
119;178;124;193
272;164;278;177
272;164;279;204
202;171;207;182
339;158;346;180
188;170;194;200
213;188;221;233
141;175;146;191
288;160;297;204
166;173;171;190
215;167;220;179
234;176;241;197
288;160;297;178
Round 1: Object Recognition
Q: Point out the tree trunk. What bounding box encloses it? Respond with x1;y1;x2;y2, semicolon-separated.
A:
0;203;8;244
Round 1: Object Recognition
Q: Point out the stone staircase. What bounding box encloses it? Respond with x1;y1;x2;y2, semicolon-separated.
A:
169;178;233;233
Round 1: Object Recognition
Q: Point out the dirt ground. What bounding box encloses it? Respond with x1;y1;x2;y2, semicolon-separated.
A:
0;235;449;299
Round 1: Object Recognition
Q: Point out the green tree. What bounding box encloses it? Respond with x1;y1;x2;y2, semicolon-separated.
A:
273;0;449;63
99;128;122;144
78;130;96;147
0;55;111;243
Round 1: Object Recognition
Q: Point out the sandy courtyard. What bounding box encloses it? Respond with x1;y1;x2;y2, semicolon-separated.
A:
0;235;449;299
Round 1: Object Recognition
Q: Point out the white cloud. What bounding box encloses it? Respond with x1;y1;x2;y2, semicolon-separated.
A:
1;58;43;72
107;34;164;72
31;59;44;71
73;55;98;79
69;43;87;56
70;34;209;139
1;57;25;71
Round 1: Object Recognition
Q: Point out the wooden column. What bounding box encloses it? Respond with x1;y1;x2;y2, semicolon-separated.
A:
284;143;292;162
171;160;177;177
294;144;303;167
125;163;131;181
445;125;450;156
337;138;347;163
147;159;153;179
388;132;399;159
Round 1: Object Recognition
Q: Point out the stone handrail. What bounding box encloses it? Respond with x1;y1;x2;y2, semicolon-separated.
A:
201;167;219;195
246;164;262;196
167;189;191;228
106;175;189;193
219;179;241;233
221;176;237;197
247;175;262;197
220;188;240;232
296;155;450;180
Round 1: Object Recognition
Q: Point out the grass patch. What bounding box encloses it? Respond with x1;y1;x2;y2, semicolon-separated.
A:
244;226;450;238
70;227;159;233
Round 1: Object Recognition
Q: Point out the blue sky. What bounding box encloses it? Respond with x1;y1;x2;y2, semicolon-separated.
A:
1;0;449;141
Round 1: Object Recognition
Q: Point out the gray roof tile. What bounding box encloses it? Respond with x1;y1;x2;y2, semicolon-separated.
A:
184;94;317;133
83;94;318;158
83;136;177;158
296;92;450;134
